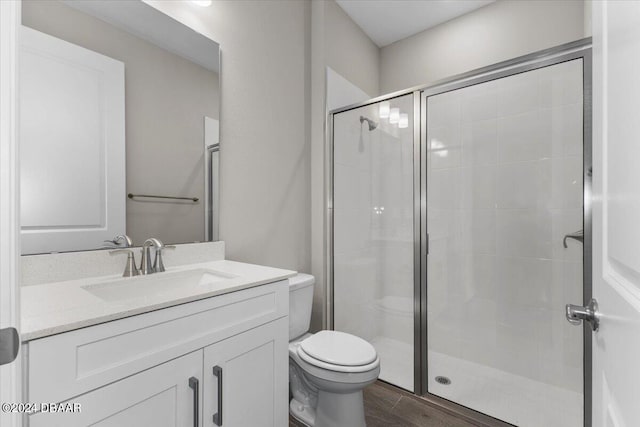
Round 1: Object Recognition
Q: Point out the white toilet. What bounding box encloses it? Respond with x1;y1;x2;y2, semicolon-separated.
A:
288;274;380;427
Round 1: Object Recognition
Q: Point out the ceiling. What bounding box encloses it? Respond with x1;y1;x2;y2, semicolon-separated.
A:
63;0;219;72
336;0;495;47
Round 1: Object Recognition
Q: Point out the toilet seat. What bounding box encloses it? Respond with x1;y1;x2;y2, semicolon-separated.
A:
296;331;379;373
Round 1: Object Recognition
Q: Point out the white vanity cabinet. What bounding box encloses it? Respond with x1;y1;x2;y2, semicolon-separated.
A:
30;350;203;427
203;320;289;426
23;280;289;427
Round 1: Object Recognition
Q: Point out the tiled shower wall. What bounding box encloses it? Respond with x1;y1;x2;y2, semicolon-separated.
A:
427;59;584;398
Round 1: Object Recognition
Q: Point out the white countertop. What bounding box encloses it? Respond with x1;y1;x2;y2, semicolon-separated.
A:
21;260;296;341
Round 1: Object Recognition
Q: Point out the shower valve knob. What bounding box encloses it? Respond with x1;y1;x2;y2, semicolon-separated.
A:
566;298;599;331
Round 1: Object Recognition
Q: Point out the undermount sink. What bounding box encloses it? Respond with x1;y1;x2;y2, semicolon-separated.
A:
82;268;237;302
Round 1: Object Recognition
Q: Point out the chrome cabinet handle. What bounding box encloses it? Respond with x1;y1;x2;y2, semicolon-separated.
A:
212;366;223;426
189;376;199;427
566;298;599;331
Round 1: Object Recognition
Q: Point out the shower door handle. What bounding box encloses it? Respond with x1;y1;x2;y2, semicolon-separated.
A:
566;298;599;331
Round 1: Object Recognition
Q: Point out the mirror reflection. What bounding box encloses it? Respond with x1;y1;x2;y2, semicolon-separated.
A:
20;0;220;255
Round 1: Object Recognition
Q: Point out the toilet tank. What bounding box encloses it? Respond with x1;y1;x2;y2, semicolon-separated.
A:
288;274;315;341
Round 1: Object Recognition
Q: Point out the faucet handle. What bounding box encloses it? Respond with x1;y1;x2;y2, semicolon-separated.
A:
103;235;133;248
109;249;140;277
153;245;176;273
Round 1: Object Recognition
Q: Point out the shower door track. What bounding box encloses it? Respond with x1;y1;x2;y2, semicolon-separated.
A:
327;38;593;427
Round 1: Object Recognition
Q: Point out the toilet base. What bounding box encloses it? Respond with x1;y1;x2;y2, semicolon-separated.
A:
314;389;366;427
290;398;315;426
289;389;367;427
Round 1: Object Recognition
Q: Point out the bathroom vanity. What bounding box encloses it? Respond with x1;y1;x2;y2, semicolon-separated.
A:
20;252;294;427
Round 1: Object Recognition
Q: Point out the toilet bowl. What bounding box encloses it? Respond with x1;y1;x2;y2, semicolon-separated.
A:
288;274;380;427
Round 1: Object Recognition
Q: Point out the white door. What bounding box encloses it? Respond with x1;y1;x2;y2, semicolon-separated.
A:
0;1;21;427
591;1;640;426
19;25;125;254
29;350;203;427
203;319;289;427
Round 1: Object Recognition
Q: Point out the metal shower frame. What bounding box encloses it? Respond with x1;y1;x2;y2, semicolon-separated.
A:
326;38;593;427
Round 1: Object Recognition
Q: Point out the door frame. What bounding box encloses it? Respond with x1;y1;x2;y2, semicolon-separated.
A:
0;1;22;426
326;38;592;427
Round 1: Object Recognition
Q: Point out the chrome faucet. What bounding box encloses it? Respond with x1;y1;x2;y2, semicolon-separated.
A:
140;238;163;275
154;244;175;273
110;249;140;277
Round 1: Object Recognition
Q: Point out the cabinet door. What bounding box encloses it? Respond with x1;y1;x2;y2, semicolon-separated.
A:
29;350;203;427
203;318;288;427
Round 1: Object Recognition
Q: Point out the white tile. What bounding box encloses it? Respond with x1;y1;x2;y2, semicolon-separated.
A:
540;104;583;158
496;161;540;209
429;168;463;210
461;90;497;124
333;118;373;171
428;126;462;169
496;209;552;259
427;91;460;128
538;59;583;108
462;253;497;299
497;72;540;117
461;166;496;209
334;163;370;211
333;209;372;255
495;256;553;311
427;208;463;241
563;156;583;209
461;119;497;166
497;111;546;163
462;210;496;254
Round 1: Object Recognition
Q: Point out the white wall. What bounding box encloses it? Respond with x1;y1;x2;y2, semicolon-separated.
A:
326;67;369;112
323;0;379;97
380;0;587;94
146;0;311;272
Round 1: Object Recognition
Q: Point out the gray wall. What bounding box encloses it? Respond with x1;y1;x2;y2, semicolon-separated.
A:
379;0;588;93
22;0;219;246
323;0;379;97
148;0;312;273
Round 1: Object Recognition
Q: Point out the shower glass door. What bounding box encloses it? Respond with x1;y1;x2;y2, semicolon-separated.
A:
426;59;585;426
332;93;416;391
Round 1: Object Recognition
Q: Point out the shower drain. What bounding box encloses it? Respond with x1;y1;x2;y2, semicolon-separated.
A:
435;376;451;385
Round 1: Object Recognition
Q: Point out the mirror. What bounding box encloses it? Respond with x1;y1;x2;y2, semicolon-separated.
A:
19;0;220;255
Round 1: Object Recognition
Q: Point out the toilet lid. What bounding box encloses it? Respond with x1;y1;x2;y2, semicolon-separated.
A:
299;331;377;367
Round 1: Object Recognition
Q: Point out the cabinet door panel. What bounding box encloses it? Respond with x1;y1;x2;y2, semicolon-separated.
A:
203;318;288;427
29;351;202;427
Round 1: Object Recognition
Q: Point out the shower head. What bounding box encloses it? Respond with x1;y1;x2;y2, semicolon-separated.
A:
360;115;378;131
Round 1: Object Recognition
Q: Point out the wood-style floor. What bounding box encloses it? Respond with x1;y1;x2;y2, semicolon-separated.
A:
289;381;480;427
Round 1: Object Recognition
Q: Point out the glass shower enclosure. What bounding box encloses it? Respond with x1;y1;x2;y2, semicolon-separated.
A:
329;40;591;427
332;93;417;392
